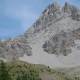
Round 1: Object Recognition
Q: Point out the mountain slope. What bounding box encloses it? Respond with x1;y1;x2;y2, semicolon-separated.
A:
20;2;80;68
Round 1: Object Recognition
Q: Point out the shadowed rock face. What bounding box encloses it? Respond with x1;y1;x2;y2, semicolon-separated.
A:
43;31;73;56
23;2;80;57
43;28;80;56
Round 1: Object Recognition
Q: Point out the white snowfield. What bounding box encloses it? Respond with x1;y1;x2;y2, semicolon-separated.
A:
20;17;80;68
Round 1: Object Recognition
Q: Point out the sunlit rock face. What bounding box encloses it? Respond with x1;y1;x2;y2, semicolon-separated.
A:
43;28;80;56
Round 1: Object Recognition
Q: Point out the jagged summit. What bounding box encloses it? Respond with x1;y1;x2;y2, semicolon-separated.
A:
42;2;61;15
62;2;72;14
24;2;80;42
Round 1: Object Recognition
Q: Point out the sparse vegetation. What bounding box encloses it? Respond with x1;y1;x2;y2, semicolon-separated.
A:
0;60;41;80
0;60;79;80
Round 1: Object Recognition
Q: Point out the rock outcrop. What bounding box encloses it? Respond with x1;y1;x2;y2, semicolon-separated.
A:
25;2;80;39
0;39;32;60
43;30;73;56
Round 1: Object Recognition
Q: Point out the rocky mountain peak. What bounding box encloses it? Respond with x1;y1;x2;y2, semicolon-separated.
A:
62;2;80;20
62;2;72;14
11;2;80;67
42;2;61;15
0;2;80;67
25;2;80;40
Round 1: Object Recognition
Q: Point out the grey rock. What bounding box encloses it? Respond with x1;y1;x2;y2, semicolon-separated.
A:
43;28;80;56
0;39;32;60
62;2;80;20
0;2;80;66
24;2;80;57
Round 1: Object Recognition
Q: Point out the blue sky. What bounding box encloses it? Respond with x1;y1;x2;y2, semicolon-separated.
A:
0;0;80;39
